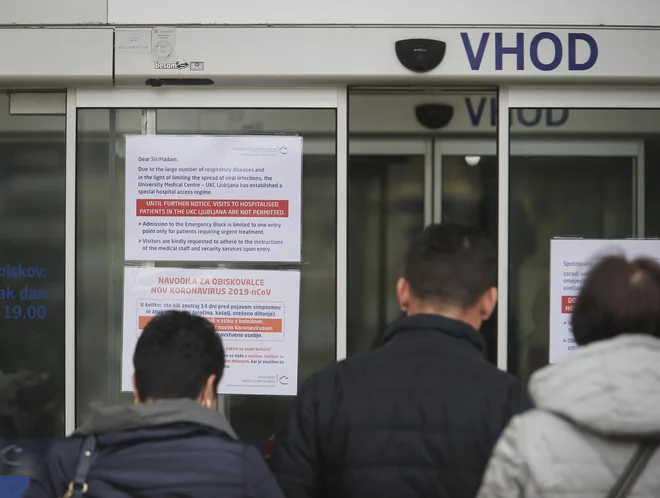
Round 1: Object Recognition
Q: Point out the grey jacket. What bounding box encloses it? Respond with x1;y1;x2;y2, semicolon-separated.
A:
477;335;660;498
74;397;238;437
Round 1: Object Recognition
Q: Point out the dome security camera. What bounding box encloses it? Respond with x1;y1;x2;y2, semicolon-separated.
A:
395;39;446;73
415;104;454;130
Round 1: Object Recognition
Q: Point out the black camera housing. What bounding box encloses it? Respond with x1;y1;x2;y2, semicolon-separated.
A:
415;104;454;130
395;39;446;73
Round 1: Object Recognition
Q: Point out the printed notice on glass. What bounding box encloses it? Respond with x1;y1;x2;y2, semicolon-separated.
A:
124;134;302;262
121;267;301;396
549;238;660;364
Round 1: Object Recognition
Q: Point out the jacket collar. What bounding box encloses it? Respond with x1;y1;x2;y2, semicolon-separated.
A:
74;398;237;439
384;313;487;356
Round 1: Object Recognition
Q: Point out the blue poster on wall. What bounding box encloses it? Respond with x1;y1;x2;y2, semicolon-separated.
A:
0;476;31;497
0;439;52;495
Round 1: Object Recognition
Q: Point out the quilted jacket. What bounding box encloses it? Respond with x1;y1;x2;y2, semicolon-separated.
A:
477;334;660;498
270;313;532;498
22;399;284;498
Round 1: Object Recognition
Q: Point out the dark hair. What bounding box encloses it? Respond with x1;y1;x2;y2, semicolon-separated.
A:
133;310;225;401
404;223;497;308
572;255;660;345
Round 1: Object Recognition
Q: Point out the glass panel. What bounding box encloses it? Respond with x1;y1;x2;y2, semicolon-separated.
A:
76;109;143;421
348;88;500;358
347;154;424;354
507;112;641;379
441;154;498;363
436;89;500;363
0;93;66;485
76;108;337;451
646;138;660;237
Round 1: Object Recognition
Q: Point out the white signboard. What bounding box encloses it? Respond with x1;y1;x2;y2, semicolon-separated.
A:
122;266;301;396
125;135;302;263
549;238;660;363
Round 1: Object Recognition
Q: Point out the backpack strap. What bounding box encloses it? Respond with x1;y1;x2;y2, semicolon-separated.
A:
606;441;659;498
63;435;97;498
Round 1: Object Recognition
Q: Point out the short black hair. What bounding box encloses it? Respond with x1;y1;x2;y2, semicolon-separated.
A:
404;223;497;308
573;255;660;345
133;310;225;401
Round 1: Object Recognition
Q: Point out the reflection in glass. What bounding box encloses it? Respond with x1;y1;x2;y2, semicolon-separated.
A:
645;139;660;238
442;155;498;364
508;153;633;379
347;155;424;354
0;93;66;477
76;109;143;423
225;150;336;443
76;108;337;446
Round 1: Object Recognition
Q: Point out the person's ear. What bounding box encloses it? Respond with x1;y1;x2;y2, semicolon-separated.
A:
199;374;217;410
396;278;411;314
132;374;141;405
479;287;498;321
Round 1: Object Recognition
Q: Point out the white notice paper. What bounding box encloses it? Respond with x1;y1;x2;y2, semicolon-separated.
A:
549;238;660;364
151;27;176;61
124;135;302;263
121;267;301;396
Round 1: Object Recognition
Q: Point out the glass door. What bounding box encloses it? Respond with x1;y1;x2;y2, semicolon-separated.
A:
437;135;642;376
347;139;431;354
436;138;641;233
434;139;499;362
73;87;344;455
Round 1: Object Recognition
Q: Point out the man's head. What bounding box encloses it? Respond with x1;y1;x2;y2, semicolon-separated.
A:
133;310;225;409
397;223;498;330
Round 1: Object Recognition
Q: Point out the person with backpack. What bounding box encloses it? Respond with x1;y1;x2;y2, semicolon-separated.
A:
270;223;532;498
22;310;284;498
478;254;660;497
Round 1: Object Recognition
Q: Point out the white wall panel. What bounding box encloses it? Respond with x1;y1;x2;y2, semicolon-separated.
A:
3;0;106;24
115;27;660;85
108;0;660;27
0;29;113;85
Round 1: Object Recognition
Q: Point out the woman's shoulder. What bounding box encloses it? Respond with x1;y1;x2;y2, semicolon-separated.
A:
505;408;611;474
514;407;576;429
508;408;588;446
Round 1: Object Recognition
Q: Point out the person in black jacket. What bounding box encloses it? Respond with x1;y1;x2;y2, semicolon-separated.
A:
269;222;532;498
22;310;284;498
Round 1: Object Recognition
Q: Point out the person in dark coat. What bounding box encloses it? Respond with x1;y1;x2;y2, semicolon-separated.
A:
269;223;533;498
22;310;284;498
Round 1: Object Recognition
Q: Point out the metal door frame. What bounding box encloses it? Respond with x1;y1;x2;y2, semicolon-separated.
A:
67;86;348;433
434;137;644;234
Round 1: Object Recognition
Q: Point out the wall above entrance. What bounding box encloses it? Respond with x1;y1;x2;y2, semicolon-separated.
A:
3;0;660;28
107;0;660;27
114;27;660;86
0;29;112;86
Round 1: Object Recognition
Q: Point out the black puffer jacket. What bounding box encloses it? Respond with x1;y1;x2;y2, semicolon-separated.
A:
270;313;532;498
